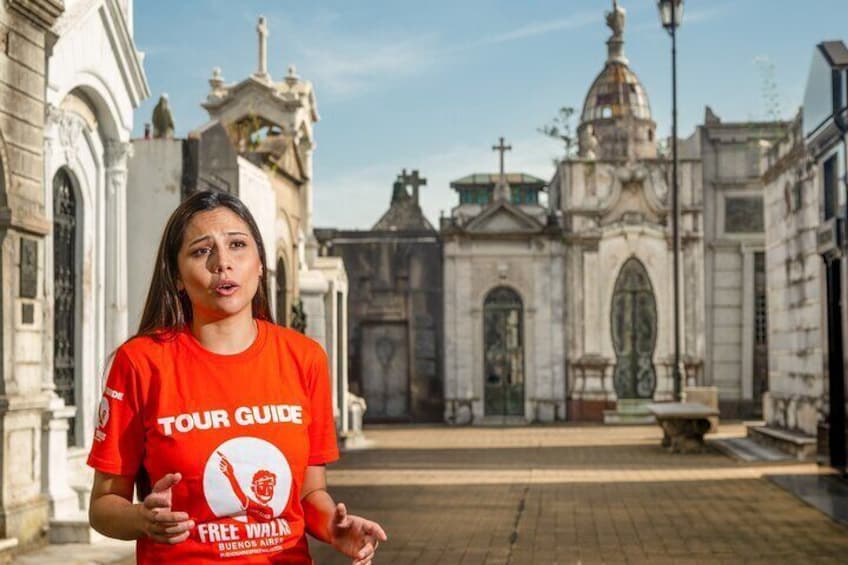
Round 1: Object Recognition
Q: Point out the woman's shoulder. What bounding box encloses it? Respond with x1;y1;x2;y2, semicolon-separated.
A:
261;320;325;358
116;330;181;367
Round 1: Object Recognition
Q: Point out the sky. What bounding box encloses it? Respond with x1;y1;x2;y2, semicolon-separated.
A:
133;0;848;230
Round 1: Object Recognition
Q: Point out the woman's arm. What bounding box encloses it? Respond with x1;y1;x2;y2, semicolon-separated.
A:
89;470;194;544
301;464;335;542
301;465;387;565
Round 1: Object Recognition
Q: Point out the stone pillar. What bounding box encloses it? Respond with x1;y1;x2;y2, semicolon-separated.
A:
104;141;132;354
41;398;78;519
40;106;80;522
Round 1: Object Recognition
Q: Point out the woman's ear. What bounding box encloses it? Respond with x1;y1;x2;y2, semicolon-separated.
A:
176;279;184;291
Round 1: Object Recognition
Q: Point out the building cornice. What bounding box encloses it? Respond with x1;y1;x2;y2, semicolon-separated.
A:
98;0;149;108
8;0;64;30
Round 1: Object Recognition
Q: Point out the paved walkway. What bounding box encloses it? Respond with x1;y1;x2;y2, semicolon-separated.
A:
14;424;848;564
309;424;848;564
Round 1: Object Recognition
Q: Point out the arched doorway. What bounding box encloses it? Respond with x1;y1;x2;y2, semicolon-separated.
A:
610;258;657;399
483;287;524;416
275;257;287;326
52;168;79;444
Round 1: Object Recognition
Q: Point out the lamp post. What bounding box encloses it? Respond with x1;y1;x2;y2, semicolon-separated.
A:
658;0;684;401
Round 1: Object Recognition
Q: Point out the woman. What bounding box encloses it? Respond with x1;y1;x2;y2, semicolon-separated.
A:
88;190;385;564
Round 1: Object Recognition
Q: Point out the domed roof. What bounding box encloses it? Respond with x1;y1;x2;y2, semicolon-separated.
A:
581;62;652;123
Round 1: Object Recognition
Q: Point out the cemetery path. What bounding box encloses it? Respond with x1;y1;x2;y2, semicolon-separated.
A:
13;424;846;564
309;424;848;565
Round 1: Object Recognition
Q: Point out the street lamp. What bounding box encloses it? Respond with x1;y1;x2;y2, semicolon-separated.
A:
658;0;684;401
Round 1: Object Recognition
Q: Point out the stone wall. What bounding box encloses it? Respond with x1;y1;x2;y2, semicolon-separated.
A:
0;0;63;547
700;118;788;418
761;114;823;435
318;230;443;422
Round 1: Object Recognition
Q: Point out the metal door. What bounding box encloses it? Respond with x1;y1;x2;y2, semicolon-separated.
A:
484;287;524;416
611;258;657;399
361;323;409;419
53;169;77;444
752;252;769;415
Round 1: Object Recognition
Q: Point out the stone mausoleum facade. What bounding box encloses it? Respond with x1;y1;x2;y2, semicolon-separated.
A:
440;1;788;424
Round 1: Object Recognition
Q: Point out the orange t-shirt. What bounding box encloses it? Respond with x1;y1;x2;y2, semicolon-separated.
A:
87;320;339;564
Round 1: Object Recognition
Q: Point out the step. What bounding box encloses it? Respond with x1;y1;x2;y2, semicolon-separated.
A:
747;425;816;461
0;538;18;565
48;514;106;544
709;436;793;462
603;410;655;425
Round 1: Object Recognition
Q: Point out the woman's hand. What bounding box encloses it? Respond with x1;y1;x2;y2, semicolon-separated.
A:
137;472;195;544
329;502;387;565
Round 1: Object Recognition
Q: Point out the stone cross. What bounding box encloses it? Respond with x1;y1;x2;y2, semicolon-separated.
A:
257;16;269;78
400;169;427;205
492;137;512;202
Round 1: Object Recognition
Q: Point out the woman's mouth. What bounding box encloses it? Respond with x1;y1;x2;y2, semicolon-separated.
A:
212;280;240;297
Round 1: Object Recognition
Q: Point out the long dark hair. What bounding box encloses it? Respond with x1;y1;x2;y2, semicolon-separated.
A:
136;190;273;339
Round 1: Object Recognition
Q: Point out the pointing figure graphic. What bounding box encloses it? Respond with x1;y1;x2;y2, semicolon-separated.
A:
218;451;276;521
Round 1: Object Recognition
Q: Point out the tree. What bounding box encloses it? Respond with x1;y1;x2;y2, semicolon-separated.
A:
538;106;577;157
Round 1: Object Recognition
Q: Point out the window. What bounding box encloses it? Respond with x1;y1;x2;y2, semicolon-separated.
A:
823;154;837;220
511;189;522;205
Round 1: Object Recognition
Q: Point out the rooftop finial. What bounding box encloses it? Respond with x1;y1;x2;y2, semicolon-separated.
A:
256;16;270;79
605;0;628;65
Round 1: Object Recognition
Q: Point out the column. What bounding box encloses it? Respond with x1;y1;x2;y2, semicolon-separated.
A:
41;105;79;519
104;140;132;353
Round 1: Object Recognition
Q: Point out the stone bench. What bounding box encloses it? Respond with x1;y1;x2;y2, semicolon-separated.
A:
648;402;719;454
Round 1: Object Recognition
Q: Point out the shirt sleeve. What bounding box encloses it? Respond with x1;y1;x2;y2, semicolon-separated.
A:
87;347;146;477
306;345;339;466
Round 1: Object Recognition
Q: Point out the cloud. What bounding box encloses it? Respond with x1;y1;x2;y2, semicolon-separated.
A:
313;136;563;230
299;34;440;97
473;12;598;46
296;11;597;98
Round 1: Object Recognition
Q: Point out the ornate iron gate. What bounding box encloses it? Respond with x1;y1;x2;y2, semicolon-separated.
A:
53;169;77;445
611;258;657;399
753;252;768;415
484;287;524;416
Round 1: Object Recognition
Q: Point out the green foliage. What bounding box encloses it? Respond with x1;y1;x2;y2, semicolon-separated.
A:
754;56;783;122
538;106;577;157
290;299;307;333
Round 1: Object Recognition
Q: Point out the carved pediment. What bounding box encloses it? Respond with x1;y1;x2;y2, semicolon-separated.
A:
599;162;667;226
465;203;543;234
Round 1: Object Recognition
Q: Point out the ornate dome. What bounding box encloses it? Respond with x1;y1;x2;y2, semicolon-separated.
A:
575;1;657;161
581;63;652;123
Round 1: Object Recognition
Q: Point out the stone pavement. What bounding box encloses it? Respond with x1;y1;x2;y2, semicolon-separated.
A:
13;423;848;564
308;424;848;564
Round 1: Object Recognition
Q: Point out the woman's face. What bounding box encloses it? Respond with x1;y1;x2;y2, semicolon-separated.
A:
176;206;262;324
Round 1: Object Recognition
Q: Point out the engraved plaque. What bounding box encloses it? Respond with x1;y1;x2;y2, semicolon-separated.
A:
19;238;37;298
725;196;764;233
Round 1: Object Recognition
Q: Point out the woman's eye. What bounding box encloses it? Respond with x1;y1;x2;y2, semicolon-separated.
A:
191;248;210;257
231;240;247;249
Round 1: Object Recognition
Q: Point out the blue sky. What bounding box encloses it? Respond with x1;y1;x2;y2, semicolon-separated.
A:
133;0;848;229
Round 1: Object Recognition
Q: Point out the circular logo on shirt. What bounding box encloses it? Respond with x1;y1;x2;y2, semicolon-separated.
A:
97;397;110;428
202;437;293;522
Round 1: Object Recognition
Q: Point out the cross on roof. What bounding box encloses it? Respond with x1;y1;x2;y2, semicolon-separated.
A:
400;168;427;204
492;137;512;182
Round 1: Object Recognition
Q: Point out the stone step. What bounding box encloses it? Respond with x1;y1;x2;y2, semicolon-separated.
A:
0;538;18;565
603;410;655;425
709;436;793;462
747;425;816;461
475;415;528;427
48;514;105;544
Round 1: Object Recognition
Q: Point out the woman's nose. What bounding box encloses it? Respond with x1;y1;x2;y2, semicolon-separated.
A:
208;248;233;272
